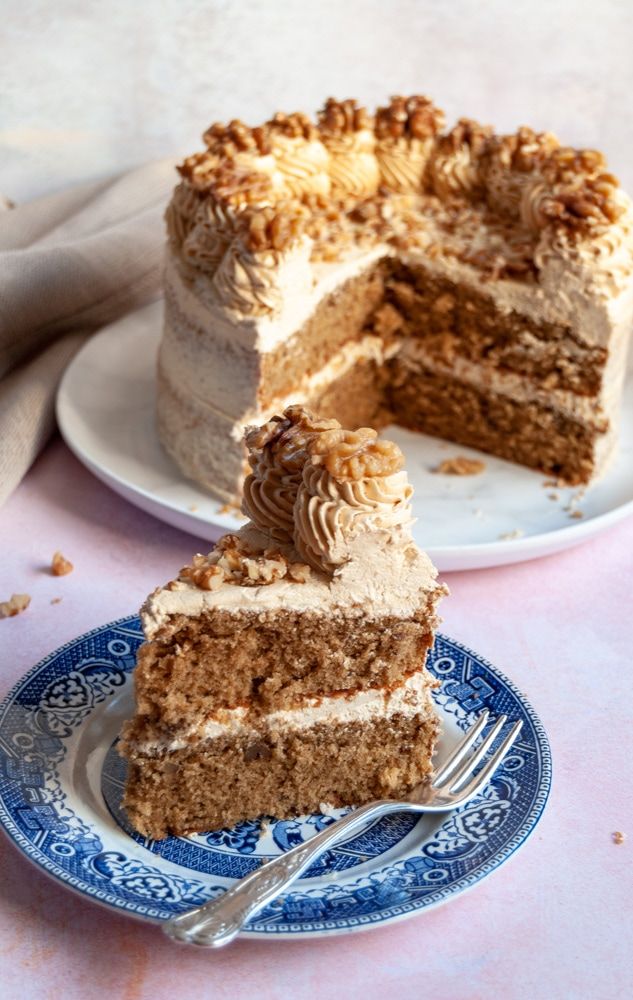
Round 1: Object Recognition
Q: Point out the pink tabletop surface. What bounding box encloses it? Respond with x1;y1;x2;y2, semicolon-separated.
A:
1;437;632;1000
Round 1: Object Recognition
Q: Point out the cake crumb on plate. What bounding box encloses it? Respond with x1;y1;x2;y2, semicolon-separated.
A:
434;456;486;476
499;529;525;541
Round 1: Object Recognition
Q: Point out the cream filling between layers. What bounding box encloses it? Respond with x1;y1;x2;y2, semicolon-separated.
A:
130;668;438;753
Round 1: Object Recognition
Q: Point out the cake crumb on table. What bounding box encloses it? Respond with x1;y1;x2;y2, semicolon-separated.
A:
434;456;486;476
51;551;73;576
499;529;525;541
612;831;625;845
0;593;31;618
50;597;62;605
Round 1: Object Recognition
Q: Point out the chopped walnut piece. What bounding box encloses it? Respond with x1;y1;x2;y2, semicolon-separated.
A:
180;555;225;591
0;593;31;618
267;110;318;141
486;127;560;175
203;119;272;156
287;562;311;583
437;118;493;156
318;98;373;135
434;457;486;476
243;202;307;252
245;406;340;474
51;551;73;576
375;95;445;141
310;427;405;481
178;532;310;589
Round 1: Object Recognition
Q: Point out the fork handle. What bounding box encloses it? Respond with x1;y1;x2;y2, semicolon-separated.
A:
163;800;397;947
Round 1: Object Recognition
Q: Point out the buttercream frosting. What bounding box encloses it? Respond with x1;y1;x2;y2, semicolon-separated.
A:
132;667;437;752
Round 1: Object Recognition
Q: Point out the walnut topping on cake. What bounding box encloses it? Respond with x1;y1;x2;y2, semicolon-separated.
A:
309;427;405;482
203;120;272;156
375;95;445;140
439;119;492;156
487;127;560;174
318;98;373;135
245;406;341;474
528;148;624;233
242;202;307;252
168;98;632;288
266;111;319;141
180;534;311;589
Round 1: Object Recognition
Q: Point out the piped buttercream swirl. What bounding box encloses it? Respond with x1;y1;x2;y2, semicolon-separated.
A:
211;242;282;314
242;463;299;542
375;137;433;193
242;406;341;539
322;129;380;199
211;234;312;316
165;182;202;248
431;144;484;201
294;465;414;573
181;199;238;275
270;135;332;198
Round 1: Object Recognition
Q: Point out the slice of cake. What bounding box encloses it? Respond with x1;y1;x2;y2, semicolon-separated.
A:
158;96;633;500
121;407;447;839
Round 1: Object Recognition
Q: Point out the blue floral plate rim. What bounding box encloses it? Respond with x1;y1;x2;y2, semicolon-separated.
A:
0;615;552;939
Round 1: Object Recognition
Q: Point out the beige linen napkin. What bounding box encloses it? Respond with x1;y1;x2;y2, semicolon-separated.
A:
0;159;176;506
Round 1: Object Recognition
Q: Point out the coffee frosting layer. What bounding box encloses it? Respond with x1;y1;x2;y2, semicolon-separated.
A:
141;524;444;640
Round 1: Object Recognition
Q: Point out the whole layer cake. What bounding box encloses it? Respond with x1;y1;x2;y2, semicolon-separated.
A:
121;407;447;839
158;96;633;498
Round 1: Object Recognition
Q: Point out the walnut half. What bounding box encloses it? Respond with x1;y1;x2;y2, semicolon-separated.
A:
309;427;405;481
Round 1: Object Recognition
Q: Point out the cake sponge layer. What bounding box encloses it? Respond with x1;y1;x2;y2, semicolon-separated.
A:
133;604;440;726
122;708;439;839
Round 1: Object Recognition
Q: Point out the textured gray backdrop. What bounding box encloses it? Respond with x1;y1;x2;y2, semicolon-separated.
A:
2;0;633;201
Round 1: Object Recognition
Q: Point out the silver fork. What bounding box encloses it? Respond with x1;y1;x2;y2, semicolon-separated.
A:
163;710;522;947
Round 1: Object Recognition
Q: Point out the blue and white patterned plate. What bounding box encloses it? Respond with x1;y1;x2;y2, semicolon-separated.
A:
0;617;551;939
